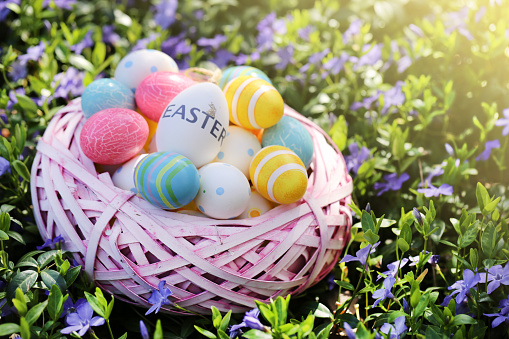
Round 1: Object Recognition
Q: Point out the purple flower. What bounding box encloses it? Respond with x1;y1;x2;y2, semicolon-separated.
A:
71;31;93;55
350;92;380;111
60;301;105;336
18;41;46;65
445;143;455;156
145;280;173;315
229;308;264;337
322;52;349;77
309;49;330;65
102;25;120;45
0;0;20;22
343;19;362;44
402;298;410;314
495;108;509;136
476;139;500;161
326;273;336;290
132;33;159;51
0;157;10;177
152;0;177;29
8;61;27;81
377;258;409;281
397;55;412;73
343;322;356;339
161;33;192;59
408;24;424;37
140;320;149;339
353;43;382;70
409;251;440;266
0;113;7;124
445;7;474;40
419;166;444;188
485;298;509;328
298;25;313;41
490;0;501;5
479;264;509;294
417;183;453;197
61;298;87;319
43;0;76;10
275;44;294;70
448;269;481;304
341;242;380;267
381;81;405;115
210;49;234;69
374;173;410;196
197;35;227;51
413;208;423;225
256;12;287;51
36;235;64;250
475;6;487;23
52;67;85;99
345;143;370;175
380;316;407;339
373;276;395;307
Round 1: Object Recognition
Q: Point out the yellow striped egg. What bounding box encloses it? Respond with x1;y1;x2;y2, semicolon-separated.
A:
249;145;308;204
224;75;284;129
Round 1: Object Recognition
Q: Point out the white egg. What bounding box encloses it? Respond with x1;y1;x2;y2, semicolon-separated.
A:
212;126;261;178
195;163;250;219
155;83;229;168
111;154;147;193
236;188;274;219
114;49;178;91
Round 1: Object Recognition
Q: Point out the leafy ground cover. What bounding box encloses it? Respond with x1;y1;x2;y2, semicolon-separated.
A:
0;0;508;338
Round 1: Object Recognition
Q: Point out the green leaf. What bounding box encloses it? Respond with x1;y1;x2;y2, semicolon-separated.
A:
361;210;376;234
458;220;479;248
92;42;106;66
241;329;272;339
397;238;409;253
0;212;10;231
118;333;128;339
481;223;497;258
26;300;48;326
469;248;479;268
41;270;67;294
69;54;95;72
105;295;114;320
6;270;38;303
217;329;230;339
0;229;8;240
85;292;105;317
313;303;333;319
48;285;64;321
12;288;27;316
15;95;38;116
6;231;25;244
388;311;408;323
37;250;58;268
330;116;348;151
154;319;163;339
410;281;421;308
212;306;222;329
483;197;500;216
476;183;489;213
363;229;380;244
414;292;430;318
0;323;20;336
12;160;30;183
65;266;82;287
335;280;354;290
400;223;412;246
20;317;30;339
450;314;476;326
220;310;232;333
194;326;217;339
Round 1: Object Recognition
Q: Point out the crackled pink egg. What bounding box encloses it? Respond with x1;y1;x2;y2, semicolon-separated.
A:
80;108;149;165
135;72;196;122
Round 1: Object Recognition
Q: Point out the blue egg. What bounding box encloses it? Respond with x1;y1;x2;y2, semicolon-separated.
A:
219;66;272;89
81;78;135;120
261;116;314;168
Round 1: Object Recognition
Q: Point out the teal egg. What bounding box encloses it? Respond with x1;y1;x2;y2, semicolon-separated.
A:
261;116;314;168
81;78;135;120
134;152;200;210
219;66;272;89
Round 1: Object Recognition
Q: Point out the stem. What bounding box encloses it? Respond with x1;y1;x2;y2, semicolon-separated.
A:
2;70;15;91
341;244;374;314
90;330;100;339
106;319;114;339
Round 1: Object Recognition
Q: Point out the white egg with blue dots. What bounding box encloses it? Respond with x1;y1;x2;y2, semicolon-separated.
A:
114;49;179;91
194;163;251;219
236;188;274;219
212;126;261;178
111;153;148;194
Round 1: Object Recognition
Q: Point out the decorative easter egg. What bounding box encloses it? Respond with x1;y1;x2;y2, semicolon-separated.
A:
80;108;148;165
212;126;261;178
134;152;200;209
195;163;251;219
219;66;272;89
249;145;308;204
112;154;147;193
237;188;274;219
224;76;284;130
262;116;314;168
81;78;135;120
155;82;229;168
135;72;196;122
114;49;179;91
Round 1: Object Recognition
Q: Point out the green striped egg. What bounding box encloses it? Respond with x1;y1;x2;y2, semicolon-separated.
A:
219;66;272;89
134;152;200;209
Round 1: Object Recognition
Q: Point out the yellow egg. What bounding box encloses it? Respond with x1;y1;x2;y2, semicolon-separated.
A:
223;76;284;129
249;145;308;204
139;112;158;152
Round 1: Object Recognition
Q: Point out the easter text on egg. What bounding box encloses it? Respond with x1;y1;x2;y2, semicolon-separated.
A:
162;104;227;145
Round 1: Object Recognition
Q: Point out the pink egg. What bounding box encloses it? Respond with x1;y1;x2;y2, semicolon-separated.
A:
80;108;149;165
135;72;196;122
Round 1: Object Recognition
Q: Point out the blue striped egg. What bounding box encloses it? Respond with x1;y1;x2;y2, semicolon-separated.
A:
219;66;272;89
134;152;200;209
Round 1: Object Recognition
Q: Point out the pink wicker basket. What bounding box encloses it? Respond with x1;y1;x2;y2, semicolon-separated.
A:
30;97;353;315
